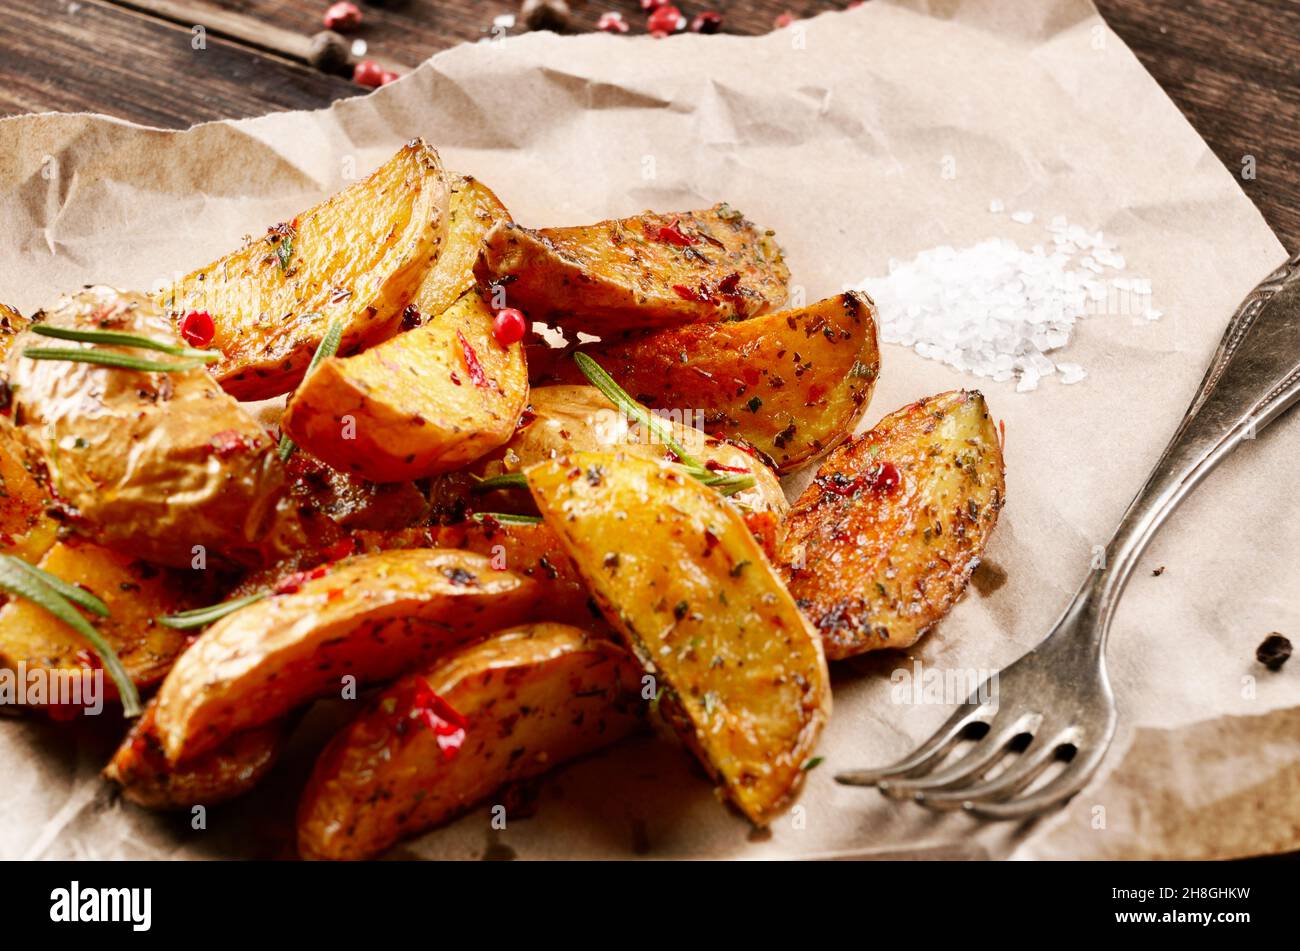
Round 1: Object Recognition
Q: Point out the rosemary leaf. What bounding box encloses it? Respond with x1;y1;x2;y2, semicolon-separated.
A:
471;512;543;525
32;325;218;362
22;348;205;374
157;592;267;630
572;352;702;469
278;314;342;463
472;472;530;493
7;557;108;617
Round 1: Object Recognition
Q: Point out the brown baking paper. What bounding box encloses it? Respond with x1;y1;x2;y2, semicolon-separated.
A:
0;0;1295;860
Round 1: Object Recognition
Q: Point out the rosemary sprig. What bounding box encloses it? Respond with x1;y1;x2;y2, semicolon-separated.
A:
157;592;267;630
0;554;140;717
471;512;543;525
7;557;109;617
471;472;530;493
278;314;342;462
31;325;218;362
22;348;205;374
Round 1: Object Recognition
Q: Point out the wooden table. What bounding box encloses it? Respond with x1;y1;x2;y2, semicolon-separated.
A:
1;0;1297;251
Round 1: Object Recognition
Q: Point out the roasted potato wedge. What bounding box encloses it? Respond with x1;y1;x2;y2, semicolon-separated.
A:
298;622;644;860
160;140;450;400
0;539;214;706
286;451;428;532
281;287;527;482
104;700;288;810
0;426;56;563
153;549;544;763
526;451;830;825
529;292;880;473
778;390;1006;659
0;301;30;361
3;288;305;569
474;204;789;334
415;175;511;320
486;385;788;516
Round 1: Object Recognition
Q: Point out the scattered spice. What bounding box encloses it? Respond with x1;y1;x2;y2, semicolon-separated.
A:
520;0;574;33
492;307;527;347
1151;565;1165;577
179;310;215;348
774;11;796;29
691;11;723;33
597;11;629;33
1256;633;1292;672
307;30;351;75
408;680;469;760
653;217;696;247
647;5;686;36
353;59;385;87
865;460;901;494
457;330;490;387
323;2;362;32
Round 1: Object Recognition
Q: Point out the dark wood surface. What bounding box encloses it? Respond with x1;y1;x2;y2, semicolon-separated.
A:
2;0;1297;251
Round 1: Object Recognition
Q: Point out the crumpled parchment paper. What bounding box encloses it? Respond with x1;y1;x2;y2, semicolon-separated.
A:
0;0;1295;860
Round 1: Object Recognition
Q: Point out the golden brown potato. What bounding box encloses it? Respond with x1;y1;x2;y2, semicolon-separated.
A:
0;539;214;707
778;390;1006;659
529;292;880;474
474;204;789;335
104;700;288;809
159;140;450;400
3;288;305;569
298;622;644;860
153;549;545;763
484;385;788;516
526;451;830;826
0;427;56;563
415;175;511;320
0;302;30;362
281;287;527;482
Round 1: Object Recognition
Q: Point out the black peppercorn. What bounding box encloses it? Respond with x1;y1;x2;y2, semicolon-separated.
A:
307;30;352;76
520;0;574;34
1256;633;1292;672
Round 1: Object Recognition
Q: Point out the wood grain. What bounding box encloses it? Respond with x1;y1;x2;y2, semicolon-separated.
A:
0;0;1295;249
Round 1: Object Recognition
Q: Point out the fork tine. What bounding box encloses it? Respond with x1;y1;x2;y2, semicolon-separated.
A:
961;742;1105;820
878;713;1041;798
915;730;1076;810
834;702;991;787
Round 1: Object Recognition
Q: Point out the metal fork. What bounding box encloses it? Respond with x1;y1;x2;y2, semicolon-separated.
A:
836;251;1300;819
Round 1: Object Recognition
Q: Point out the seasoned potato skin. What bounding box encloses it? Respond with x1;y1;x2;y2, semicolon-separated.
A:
281;288;527;482
298;622;644;860
487;385;788;516
526;451;830;825
0;302;30;362
415;175;511;320
778;390;1006;659
474;204;789;334
0;425;56;563
530;292;880;473
104;700;288;810
153;549;544;763
160;140;450;400
3;288;305;569
0;539;215;704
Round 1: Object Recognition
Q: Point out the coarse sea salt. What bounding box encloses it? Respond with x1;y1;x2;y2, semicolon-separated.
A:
855;212;1145;392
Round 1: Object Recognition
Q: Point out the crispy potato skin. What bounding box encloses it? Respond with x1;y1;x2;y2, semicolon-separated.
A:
298;623;644;860
153;549;544;763
281;288;527;482
530;292;880;473
0;539;214;704
491;385;788;516
0;306;55;562
3;288;305;569
526;451;830;825
778;390;1006;659
104;701;287;810
161;140;451;400
415;175;511;319
474;204;789;334
0;302;30;362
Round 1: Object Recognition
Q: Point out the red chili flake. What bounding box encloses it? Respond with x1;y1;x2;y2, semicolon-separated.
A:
704;460;750;474
179;310;215;348
326;588;344;603
209;430;256;458
409;681;469;760
457;330;489;388
492;307;527;347
598;11;630;33
514;407;537;433
716;271;742;296
998;418;1007;452
672;283;711;303
273;565;328;595
353;59;385;88
73;648;102;670
654;217;696;246
865;461;902;495
323;1;362;32
691;11;723;33
806;383;826;404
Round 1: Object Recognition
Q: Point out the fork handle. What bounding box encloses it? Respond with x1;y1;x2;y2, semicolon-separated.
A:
1083;251;1300;645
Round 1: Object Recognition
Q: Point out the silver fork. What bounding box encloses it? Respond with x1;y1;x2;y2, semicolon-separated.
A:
836;251;1300;819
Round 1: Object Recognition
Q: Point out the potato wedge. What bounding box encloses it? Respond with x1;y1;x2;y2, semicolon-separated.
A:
3;288;305;569
415;175;511;320
0;426;56;563
160;140;450;400
474;204;789;334
104;700;288;810
486;385;788;516
0;539;214;707
778;390;1006;659
0;301;30;362
529;292;880;473
526;451;830;825
281;287;527;482
286;451;428;532
298;622;643;860
153;549;544;763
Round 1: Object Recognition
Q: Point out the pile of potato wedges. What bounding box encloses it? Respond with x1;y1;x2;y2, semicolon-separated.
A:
0;140;1005;859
